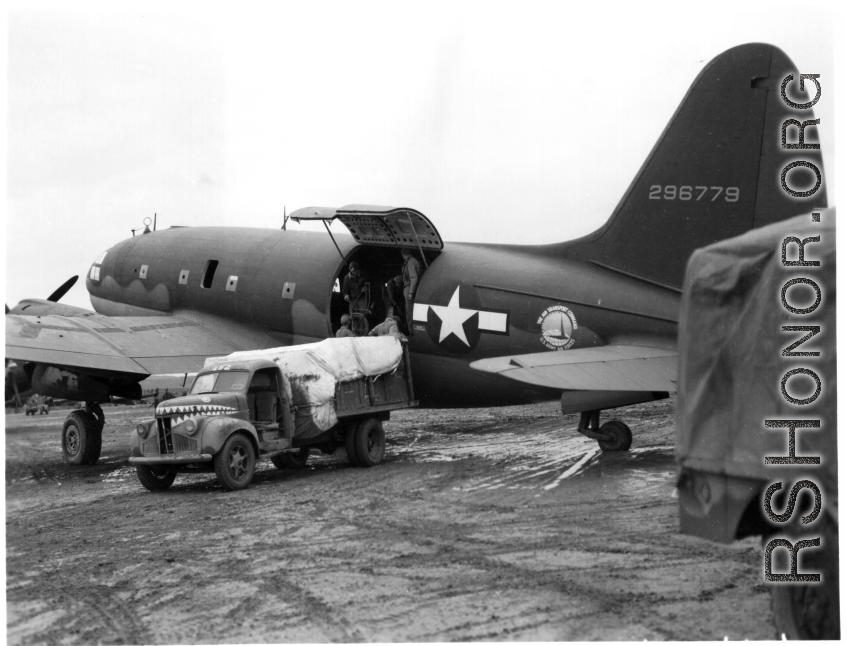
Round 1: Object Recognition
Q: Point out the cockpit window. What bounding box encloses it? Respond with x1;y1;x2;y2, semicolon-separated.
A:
89;251;108;282
189;370;249;394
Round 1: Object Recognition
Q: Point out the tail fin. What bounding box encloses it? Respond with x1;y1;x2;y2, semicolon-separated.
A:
573;43;827;289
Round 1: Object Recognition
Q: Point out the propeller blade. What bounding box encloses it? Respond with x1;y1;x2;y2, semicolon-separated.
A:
47;275;79;302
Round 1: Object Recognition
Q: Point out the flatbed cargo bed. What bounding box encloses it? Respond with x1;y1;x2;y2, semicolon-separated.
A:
335;343;417;418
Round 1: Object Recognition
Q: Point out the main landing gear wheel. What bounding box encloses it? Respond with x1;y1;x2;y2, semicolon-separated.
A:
576;411;633;453
62;410;103;465
136;465;177;491
354;417;385;468
214;433;256;491
598;420;633;452
270;447;311;469
768;516;840;640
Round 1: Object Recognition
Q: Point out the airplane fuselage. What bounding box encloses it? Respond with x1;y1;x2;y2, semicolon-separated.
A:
85;227;679;407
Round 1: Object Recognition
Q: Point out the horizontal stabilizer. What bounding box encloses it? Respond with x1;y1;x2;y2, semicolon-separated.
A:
470;345;677;392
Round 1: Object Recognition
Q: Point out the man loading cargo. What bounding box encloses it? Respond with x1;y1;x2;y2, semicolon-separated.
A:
336;314;355;338
368;315;407;342
401;249;420;337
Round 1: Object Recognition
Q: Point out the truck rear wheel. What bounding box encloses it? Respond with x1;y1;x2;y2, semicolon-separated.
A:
136;465;177;491
769;516;840;639
214;433;256;491
270;447;310;469
345;424;361;467
62;411;102;465
355;418;385;468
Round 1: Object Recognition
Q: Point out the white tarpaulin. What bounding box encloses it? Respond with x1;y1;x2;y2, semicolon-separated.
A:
204;337;403;438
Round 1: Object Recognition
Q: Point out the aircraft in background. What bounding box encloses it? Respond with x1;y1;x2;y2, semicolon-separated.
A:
6;43;827;463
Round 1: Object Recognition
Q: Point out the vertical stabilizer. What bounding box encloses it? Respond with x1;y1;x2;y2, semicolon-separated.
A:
574;43;827;289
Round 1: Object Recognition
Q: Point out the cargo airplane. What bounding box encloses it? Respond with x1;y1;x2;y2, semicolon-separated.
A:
6;43;826;464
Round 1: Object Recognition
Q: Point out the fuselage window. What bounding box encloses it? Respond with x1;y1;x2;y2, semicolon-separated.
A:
202;260;219;289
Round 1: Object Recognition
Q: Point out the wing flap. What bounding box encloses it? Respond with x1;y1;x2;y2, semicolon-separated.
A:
5;345;149;376
470;345;677;392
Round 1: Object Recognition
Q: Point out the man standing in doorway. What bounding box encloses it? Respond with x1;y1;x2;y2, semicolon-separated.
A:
401;249;420;338
384;275;404;319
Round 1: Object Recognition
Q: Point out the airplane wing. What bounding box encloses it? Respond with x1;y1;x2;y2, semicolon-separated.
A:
469;345;678;392
6;313;247;378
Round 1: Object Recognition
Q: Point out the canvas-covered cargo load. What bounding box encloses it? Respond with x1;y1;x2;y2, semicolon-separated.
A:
205;337;404;439
676;212;836;504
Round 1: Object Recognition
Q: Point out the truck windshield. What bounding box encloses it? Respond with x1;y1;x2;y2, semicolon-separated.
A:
189;370;249;395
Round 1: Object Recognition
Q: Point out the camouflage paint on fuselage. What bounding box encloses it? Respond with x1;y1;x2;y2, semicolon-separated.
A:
85;226;679;407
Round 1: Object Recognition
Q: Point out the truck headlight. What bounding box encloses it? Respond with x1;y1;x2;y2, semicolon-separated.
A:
183;419;197;435
136;423;149;439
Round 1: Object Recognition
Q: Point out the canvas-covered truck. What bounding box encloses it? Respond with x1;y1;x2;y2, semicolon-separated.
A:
129;337;416;491
676;212;837;640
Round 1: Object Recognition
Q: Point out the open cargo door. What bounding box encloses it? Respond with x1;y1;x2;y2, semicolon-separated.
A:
290;205;443;264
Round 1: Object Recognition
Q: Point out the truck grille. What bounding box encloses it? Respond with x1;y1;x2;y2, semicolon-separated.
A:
147;417;199;455
173;433;199;453
157;417;173;454
142;435;160;455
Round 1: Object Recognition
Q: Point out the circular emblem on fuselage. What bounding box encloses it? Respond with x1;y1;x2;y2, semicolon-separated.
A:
201;396;211;403
538;305;577;350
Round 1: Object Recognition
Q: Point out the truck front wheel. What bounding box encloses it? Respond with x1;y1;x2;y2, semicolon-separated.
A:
136;465;177;491
355;418;385;468
214;434;256;491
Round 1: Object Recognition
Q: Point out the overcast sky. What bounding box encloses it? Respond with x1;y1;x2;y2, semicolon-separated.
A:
5;2;837;310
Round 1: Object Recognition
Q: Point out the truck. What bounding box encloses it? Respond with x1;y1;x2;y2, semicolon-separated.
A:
676;212;837;640
129;341;417;491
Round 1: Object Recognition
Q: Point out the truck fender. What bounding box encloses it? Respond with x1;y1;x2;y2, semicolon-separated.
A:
129;430;141;457
129;419;156;458
201;418;259;456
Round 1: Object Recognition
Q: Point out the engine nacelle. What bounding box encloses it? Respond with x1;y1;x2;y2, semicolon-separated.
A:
29;364;136;403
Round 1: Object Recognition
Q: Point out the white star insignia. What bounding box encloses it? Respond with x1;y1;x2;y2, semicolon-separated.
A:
429;286;478;346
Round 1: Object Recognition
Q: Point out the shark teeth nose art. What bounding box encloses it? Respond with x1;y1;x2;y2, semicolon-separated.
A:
157;404;236;417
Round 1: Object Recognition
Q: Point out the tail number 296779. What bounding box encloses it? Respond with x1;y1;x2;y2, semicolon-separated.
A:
648;185;739;202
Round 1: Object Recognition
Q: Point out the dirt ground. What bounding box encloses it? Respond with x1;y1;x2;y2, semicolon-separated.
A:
5;398;776;643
